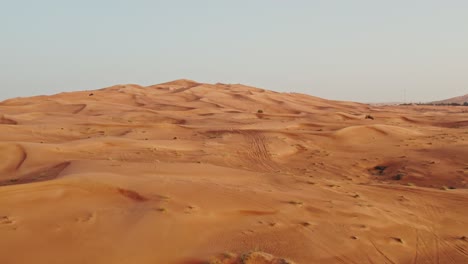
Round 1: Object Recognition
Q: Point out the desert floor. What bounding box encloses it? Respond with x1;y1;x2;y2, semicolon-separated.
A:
0;80;467;264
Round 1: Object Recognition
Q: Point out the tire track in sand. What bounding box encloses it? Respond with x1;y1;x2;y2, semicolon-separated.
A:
412;194;467;263
236;130;280;172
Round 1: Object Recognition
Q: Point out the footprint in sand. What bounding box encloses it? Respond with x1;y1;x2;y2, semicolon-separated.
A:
390;237;404;244
0;216;14;225
184;205;199;214
75;212;97;223
0;216;17;230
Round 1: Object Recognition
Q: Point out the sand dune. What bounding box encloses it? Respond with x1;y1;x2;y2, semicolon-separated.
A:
431;94;468;105
0;80;467;264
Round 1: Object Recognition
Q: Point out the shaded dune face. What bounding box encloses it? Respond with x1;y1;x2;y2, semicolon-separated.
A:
0;79;467;264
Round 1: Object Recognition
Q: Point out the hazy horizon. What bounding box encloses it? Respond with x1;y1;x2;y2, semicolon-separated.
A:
1;1;467;102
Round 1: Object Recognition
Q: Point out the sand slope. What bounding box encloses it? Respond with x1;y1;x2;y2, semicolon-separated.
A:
0;80;467;264
431;94;468;105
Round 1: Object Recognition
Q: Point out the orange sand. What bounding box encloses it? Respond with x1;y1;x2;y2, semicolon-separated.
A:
0;80;467;263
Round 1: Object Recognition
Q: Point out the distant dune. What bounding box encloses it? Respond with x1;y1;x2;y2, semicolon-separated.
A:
0;80;467;264
431;93;468;104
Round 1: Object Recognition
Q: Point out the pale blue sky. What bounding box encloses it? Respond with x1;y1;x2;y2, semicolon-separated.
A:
1;0;467;102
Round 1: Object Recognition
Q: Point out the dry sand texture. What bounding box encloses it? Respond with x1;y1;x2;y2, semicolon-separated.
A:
0;80;467;263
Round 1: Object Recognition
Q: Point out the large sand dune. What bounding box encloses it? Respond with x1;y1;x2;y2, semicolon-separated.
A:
0;80;467;263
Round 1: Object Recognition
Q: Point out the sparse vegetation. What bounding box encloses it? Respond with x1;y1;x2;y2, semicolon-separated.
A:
374;166;387;171
374;165;387;175
401;102;468;106
393;173;404;180
257;109;263;114
365;114;374;120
